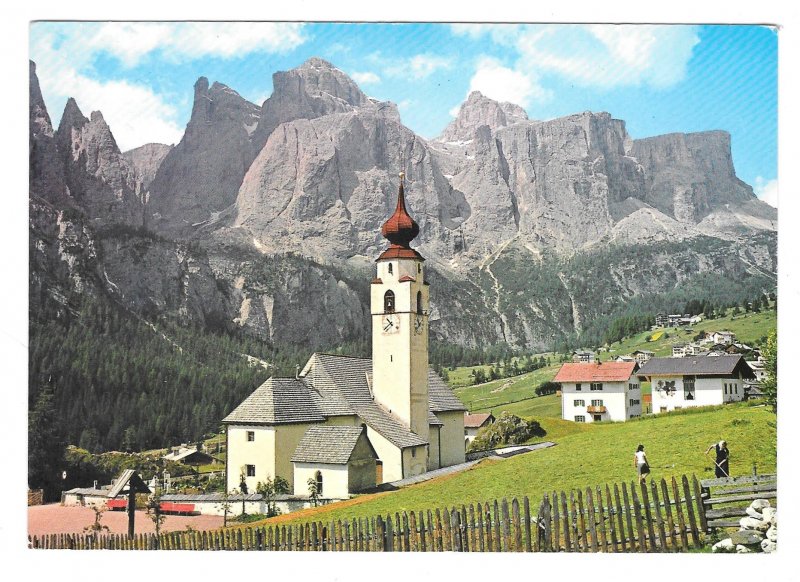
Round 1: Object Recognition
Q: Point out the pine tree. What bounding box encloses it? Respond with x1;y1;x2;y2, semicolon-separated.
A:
28;385;66;501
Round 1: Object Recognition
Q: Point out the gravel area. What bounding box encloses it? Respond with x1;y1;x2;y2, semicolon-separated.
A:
28;504;224;537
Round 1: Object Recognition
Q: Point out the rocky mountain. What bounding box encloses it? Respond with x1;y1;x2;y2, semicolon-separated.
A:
29;58;777;353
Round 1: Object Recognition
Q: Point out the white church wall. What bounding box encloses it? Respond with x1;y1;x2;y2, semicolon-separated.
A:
428;424;441;470
366;427;404;483
436;410;466;467
293;462;350;499
226;424;275;494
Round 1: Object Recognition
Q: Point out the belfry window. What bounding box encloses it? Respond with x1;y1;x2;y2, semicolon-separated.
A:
384;290;395;312
416;291;423;314
388;263;393;275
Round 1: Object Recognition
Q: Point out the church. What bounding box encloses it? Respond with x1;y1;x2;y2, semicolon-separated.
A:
223;173;467;500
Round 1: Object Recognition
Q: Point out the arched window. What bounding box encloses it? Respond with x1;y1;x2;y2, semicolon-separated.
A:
384;290;395;312
314;470;323;496
387;263;393;275
416;290;423;314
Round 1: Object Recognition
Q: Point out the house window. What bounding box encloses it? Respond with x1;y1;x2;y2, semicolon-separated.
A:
684;376;695;400
575;383;582;391
591;399;604;407
574;399;585;407
724;383;728;395
575;415;586;423
629;399;640;406
246;464;256;477
388;263;393;275
417;290;423;314
734;383;738;394
314;470;323;496
384;290;395;312
629;383;638;391
246;431;255;442
411;447;417;458
590;383;603;391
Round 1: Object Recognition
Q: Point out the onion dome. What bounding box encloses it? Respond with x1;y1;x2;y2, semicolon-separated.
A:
378;172;424;261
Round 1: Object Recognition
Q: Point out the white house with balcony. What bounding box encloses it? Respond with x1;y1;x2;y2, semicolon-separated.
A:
554;361;642;423
637;354;755;414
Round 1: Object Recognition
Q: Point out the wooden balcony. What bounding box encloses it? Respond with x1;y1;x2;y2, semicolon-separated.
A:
586;405;607;414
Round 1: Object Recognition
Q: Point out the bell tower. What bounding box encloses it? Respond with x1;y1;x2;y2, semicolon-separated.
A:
371;172;429;445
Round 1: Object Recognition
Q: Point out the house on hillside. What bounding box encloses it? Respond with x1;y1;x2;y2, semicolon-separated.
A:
710;331;736;346
637;354;755;414
463;412;495;447
572;350;595;363
163;444;219;467
655;314;670;327
553;361;641;423
672;344;687;358
631;350;654;364
222;175;466;501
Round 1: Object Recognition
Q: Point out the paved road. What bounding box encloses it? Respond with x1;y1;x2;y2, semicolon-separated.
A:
385;441;555;488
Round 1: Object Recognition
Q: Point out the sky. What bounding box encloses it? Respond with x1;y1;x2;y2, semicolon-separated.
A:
29;22;778;206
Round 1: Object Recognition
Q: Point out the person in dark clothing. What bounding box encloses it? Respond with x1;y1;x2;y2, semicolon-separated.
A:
705;440;730;478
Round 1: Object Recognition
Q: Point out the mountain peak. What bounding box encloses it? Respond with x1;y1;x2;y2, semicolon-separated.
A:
58;98;89;134
439;91;529;143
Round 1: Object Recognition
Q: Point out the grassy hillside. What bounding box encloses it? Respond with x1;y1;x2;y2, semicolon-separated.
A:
448;308;776;418
257;402;774;527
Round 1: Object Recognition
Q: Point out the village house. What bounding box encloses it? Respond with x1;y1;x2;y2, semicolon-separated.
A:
463;412;495;447
572;350;595;363
631;350;654;364
672;343;687;358
222;174;466;499
553;361;642;423
637;354;755;414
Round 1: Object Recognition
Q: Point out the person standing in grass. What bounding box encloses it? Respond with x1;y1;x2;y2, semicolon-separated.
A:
705;440;730;478
634;444;650;484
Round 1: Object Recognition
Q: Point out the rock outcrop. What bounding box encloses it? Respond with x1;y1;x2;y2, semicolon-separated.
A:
147;78;261;235
54;98;143;226
123;143;172;201
440;91;528;143
29;61;68;204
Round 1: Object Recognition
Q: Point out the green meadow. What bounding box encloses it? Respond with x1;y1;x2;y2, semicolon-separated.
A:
262;402;775;527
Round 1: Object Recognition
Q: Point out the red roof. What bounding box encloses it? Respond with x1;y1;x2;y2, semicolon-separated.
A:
464;413;494;428
398;274;416;282
553;362;638;383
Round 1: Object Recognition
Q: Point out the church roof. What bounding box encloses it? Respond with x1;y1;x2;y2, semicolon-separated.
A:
222;377;326;425
224;353;466;448
291;425;376;465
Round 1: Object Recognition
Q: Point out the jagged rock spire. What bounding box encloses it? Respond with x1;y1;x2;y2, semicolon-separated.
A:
378;172;423;261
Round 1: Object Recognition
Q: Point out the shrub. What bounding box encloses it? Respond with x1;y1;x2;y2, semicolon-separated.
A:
467;412;545;452
535;381;560;396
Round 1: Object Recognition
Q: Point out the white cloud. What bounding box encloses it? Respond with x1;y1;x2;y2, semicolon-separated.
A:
515;24;700;89
452;24;700;91
407;55;453;79
351;71;381;85
31;25;183;150
466;56;550;108
754;177;778;208
86;22;308;67
449;104;461;118
382;53;454;80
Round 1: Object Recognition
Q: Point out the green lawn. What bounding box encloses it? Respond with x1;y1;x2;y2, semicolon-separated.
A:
260;402;775;527
454;365;561;413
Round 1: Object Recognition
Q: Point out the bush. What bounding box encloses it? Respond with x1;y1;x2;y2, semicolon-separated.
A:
535;381;560;396
467;412;546;452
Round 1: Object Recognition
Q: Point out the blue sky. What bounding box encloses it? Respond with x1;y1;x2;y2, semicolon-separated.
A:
30;22;777;205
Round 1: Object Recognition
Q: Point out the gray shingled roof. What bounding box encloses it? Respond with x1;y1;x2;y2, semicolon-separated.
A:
225;353;466;449
637;354;755;378
222;377;326;424
291;425;376;464
428;370;468;412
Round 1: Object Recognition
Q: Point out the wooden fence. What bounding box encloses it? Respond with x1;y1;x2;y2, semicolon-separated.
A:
30;474;708;552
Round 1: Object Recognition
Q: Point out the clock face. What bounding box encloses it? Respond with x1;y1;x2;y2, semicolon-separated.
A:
381;314;399;334
414;315;424;334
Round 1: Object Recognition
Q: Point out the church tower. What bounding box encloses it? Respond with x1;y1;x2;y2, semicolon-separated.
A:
371;173;430;447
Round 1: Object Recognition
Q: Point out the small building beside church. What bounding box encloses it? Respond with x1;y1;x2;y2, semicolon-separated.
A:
223;173;467;499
